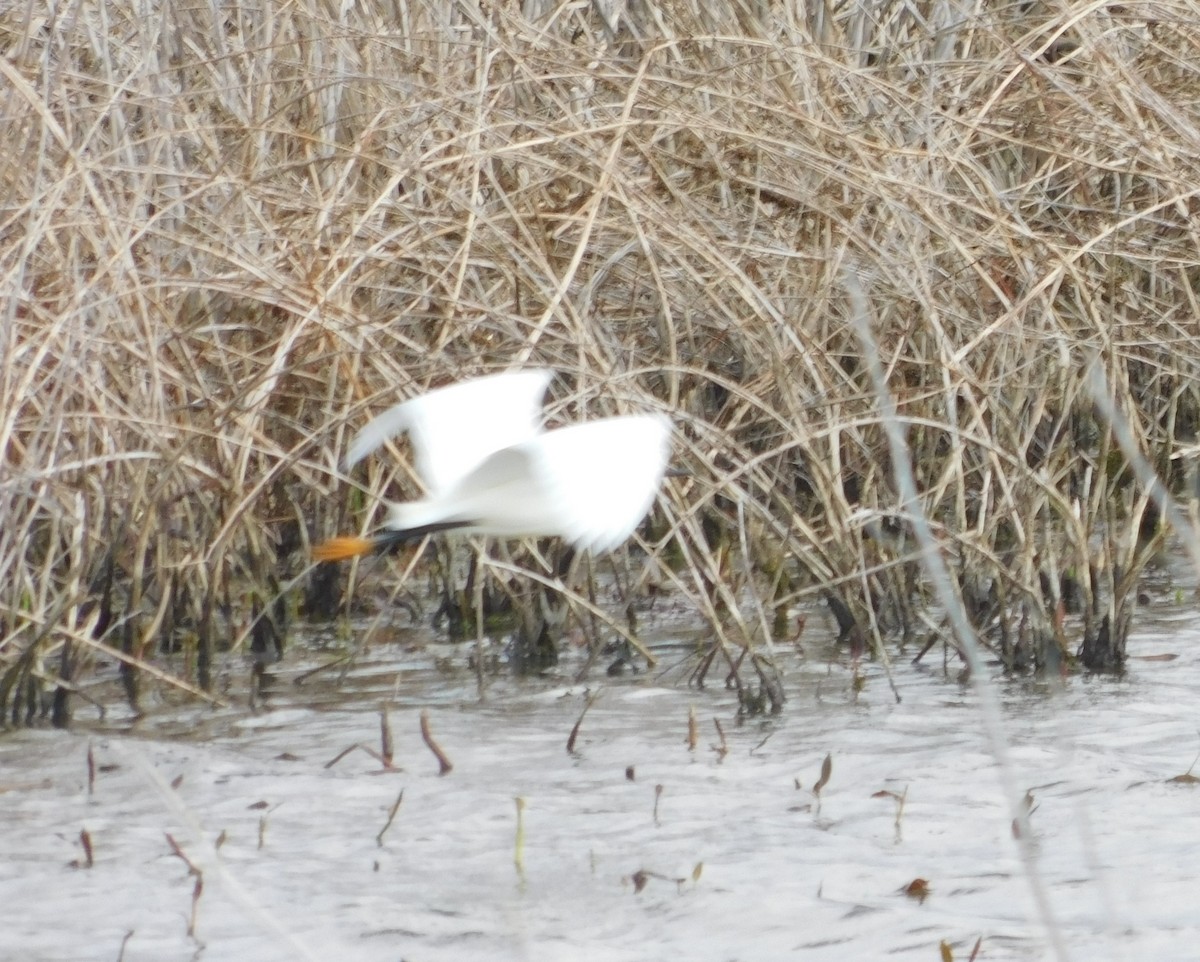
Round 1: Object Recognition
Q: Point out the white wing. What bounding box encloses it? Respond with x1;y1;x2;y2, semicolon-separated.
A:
381;413;671;551
525;415;672;551
343;369;553;493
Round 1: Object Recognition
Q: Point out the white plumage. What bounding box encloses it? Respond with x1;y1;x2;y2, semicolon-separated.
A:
343;369;553;490
317;370;671;559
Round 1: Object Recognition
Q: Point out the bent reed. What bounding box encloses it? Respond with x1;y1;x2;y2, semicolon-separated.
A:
3;0;1199;724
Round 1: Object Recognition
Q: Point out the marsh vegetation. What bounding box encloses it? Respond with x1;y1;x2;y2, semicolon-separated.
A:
4;0;1200;723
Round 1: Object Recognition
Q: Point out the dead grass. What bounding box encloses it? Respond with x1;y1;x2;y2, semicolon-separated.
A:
3;0;1200;722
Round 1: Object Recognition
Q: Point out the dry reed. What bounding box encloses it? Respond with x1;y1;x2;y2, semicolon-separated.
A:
3;0;1200;723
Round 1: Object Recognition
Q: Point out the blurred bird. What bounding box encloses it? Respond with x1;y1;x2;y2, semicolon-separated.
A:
313;370;671;561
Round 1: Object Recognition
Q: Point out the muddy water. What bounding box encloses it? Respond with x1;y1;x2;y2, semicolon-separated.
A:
4;611;1200;962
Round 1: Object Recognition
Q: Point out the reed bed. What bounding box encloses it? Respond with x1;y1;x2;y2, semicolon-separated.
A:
3;0;1200;724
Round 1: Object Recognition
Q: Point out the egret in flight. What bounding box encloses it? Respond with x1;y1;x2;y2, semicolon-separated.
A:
313;370;671;561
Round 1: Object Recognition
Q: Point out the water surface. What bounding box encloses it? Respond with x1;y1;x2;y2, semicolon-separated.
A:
5;611;1200;961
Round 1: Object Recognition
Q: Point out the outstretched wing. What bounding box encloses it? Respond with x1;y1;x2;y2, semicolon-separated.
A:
343;369;553;493
530;414;672;552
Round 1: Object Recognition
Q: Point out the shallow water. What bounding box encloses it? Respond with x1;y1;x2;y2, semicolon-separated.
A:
5;608;1200;962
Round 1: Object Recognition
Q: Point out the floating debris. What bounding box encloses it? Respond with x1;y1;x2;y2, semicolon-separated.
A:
376;790;405;847
902;877;930;904
421;710;453;776
514;797;526;877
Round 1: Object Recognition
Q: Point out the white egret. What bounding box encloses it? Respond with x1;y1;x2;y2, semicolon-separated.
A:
313;370;671;561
